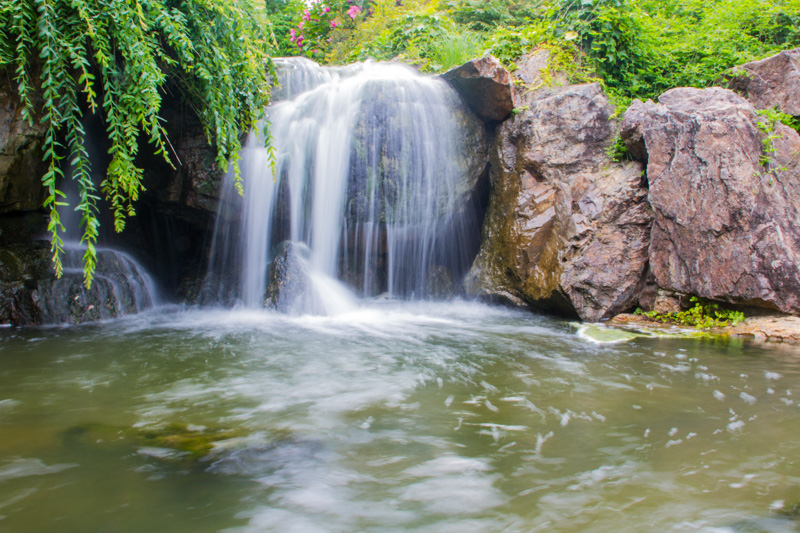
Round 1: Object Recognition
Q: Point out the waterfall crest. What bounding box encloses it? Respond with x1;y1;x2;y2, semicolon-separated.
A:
205;58;486;311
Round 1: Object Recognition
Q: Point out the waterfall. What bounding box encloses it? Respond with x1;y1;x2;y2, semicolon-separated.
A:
205;58;486;311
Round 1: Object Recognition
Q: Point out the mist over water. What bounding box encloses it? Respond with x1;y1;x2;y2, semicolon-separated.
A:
1;304;800;532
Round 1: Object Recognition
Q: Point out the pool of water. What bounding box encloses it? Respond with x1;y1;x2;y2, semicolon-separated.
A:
1;301;799;532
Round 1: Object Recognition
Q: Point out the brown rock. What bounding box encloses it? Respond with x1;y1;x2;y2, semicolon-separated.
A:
465;82;650;320
622;87;800;314
511;49;571;108
727;315;800;342
652;289;688;314
727;48;800;115
440;55;514;122
0;75;47;214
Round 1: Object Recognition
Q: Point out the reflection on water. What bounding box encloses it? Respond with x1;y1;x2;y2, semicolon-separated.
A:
0;301;799;532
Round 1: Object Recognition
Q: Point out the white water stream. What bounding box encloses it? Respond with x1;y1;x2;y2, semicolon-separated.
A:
205;58;482;309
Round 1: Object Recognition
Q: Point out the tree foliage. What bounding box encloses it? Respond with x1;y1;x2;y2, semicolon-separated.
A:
0;0;275;286
317;0;800;104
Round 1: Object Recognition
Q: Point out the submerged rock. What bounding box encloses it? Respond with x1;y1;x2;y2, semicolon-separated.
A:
622;87;800;314
205;436;325;477
727;48;800;115
465;52;649;320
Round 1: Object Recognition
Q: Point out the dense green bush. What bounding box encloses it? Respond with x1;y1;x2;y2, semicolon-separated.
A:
0;0;275;286
265;0;308;56
317;0;800;105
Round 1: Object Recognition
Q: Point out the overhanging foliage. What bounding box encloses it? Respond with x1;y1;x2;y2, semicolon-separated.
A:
0;0;275;286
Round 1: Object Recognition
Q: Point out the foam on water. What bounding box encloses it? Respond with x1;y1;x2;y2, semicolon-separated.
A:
2;302;800;532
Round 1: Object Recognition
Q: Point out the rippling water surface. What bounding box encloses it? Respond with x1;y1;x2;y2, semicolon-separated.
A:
1;301;799;532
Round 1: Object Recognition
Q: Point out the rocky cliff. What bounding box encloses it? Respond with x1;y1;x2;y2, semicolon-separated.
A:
454;48;800;321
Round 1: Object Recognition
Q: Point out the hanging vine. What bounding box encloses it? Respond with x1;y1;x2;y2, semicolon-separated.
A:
0;0;276;286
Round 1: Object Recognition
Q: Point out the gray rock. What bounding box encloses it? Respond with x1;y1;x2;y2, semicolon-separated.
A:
264;241;314;314
0;242;156;325
622;87;800;314
727;48;800;115
425;265;456;299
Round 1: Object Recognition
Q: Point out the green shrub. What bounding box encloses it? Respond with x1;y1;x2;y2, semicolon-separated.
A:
635;297;745;329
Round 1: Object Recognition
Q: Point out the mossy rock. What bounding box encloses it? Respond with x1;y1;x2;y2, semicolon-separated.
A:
63;422;251;461
136;423;247;459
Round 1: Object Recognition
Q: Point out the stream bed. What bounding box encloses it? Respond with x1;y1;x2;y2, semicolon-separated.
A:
1;301;799;532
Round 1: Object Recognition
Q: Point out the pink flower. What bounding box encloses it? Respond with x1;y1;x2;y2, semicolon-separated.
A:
298;21;304;30
347;5;361;18
323;6;330;13
296;36;304;47
302;9;311;21
289;28;296;42
330;19;338;28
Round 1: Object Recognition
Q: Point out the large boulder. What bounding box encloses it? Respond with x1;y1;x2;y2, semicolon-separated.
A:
727;48;800;116
440;55;514;122
465;52;650;320
621;87;800;314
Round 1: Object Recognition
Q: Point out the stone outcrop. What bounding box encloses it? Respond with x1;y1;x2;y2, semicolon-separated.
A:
0;77;47;215
621;87;800;314
727;48;800;116
136;91;230;233
0;238;157;326
465;52;650;321
440;55;514;122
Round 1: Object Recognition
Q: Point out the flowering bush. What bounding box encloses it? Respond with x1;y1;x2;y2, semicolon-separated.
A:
289;0;371;57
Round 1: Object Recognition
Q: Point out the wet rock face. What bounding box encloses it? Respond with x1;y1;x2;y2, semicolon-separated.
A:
622;87;800;314
0;217;157;326
727;48;800;116
440;55;514;122
0;77;47;215
138;94;228;226
263;241;314;314
465;62;650;320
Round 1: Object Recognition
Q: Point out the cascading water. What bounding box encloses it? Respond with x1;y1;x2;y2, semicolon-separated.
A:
205;58;487;311
34;243;159;324
38;141;161;324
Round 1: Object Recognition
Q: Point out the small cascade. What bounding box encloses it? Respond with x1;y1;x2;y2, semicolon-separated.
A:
205;58;486;312
270;57;335;102
34;137;161;324
34;243;159;324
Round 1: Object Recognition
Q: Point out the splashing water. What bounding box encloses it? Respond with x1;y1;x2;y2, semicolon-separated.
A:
2;304;800;532
32;242;159;324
